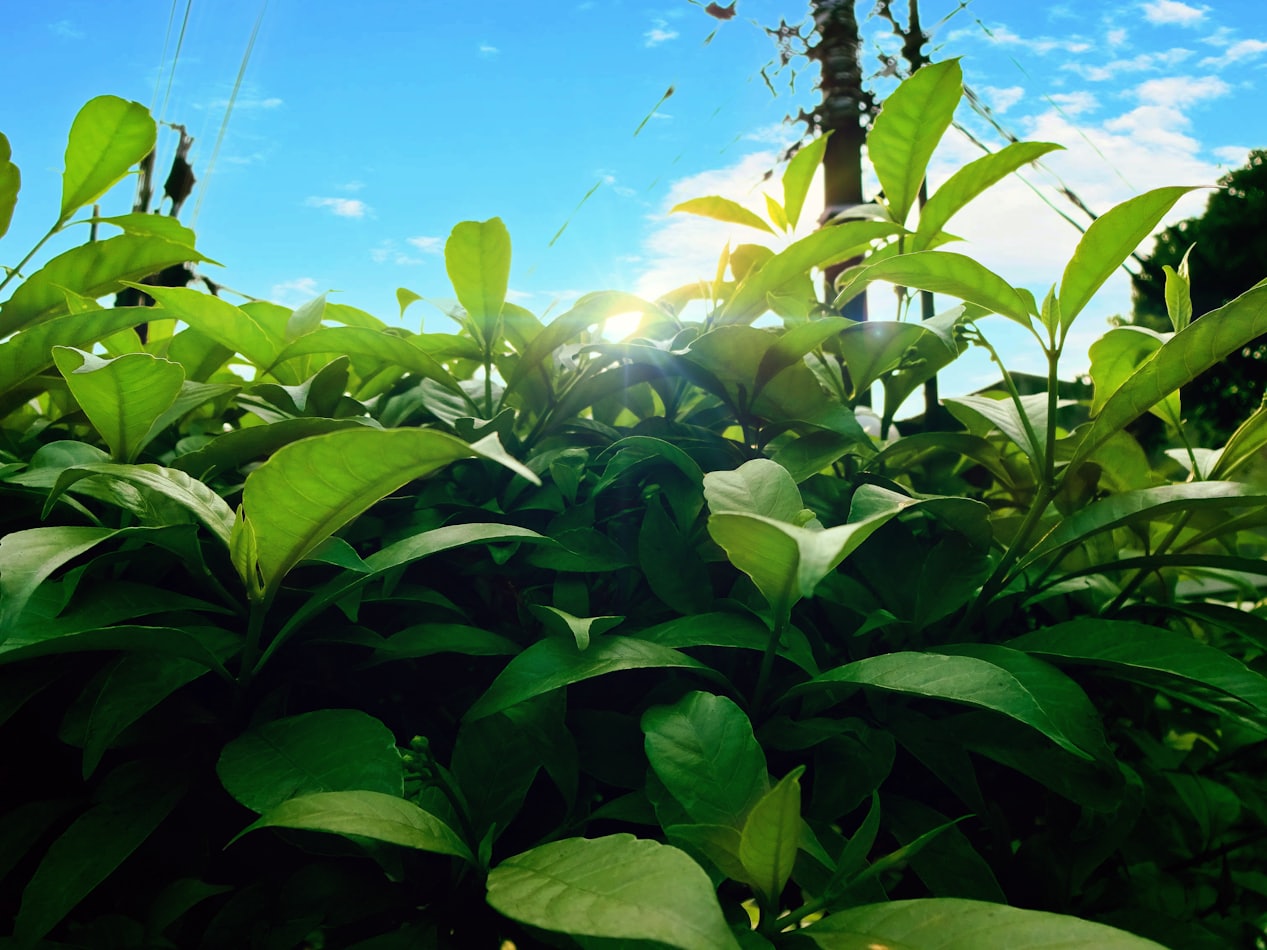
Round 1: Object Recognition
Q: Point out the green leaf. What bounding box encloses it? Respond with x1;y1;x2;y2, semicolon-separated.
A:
466;636;714;722
89;211;198;245
235;790;472;863
73;653;209;778
285;292;327;340
14;763;184;946
641;691;769;827
1163;251;1193;332
788;651;1103;760
446;217;511;348
53;347;185;462
718;221;901;325
755;317;852;394
670;195;776;235
836;320;931;399
1017;481;1267;574
1008;620;1267;725
703;458;807;523
170;417;370;479
59;96;155;224
486;834;741;950
839;252;1033;328
1211;401;1267;480
915;141;1062;249
45;463;236;546
217;709;403;814
783;134;829;231
738;767;803;909
945;393;1048;465
143;285;283;369
0;526;116;632
1087;326;1179;426
0;236;212;336
272;326;464;393
0;131;19;240
798;898;1166;948
868;59;963;226
531;605;624;650
1058;186;1200;331
706;484;913;627
237;428;535;603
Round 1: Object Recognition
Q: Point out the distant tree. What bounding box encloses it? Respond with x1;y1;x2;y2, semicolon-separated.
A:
1131;149;1267;442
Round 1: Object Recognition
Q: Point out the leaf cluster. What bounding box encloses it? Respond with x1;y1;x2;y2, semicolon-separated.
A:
2;75;1267;949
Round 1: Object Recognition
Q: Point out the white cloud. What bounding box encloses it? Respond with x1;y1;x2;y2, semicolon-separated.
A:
981;85;1025;113
1106;27;1129;47
1200;38;1267;67
305;196;370;218
49;19;84;39
372;239;426;265
1048;91;1100;116
1065;47;1192;81
1142;0;1209;25
337;180;365;193
1213;145;1251;165
406;235;444;254
744;123;799;147
644;19;679;47
203;96;283;111
479;43;499;56
272;277;321;307
1135;74;1230;105
966;24;1092;55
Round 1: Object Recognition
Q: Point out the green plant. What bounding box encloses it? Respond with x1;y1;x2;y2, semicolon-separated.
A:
2;65;1267;949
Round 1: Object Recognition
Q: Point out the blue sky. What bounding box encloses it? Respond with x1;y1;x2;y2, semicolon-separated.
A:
4;1;1266;410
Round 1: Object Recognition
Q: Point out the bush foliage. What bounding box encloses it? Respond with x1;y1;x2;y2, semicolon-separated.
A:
2;61;1267;949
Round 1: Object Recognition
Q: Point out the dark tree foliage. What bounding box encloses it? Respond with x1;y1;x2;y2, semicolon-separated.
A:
1131;149;1267;442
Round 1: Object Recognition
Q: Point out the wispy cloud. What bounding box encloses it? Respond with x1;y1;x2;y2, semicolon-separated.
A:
1048;91;1100;116
49;19;84;39
202;96;284;111
644;18;679;47
1064;47;1192;81
371;239;425;265
1141;0;1209;26
1106;27;1129;47
272;278;321;307
337;180;366;193
406;235;444;254
1200;37;1267;67
1213;145;1251;164
305;196;371;218
963;24;1091;55
479;43;499;56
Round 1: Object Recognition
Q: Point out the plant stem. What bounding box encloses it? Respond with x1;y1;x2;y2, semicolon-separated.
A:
752;613;786;711
237;600;268;687
0;224;58;297
1104;510;1193;614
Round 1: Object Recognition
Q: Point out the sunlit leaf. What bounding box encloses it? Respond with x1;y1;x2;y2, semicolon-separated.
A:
144;285;282;370
670;195;775;234
487;834;740;950
783;134;829;231
59;96;155;224
0;131;19;239
446;217;511;349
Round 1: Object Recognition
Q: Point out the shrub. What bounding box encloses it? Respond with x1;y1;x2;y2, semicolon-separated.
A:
2;61;1266;949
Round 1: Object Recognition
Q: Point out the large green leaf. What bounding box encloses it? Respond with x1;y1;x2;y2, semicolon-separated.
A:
703;458;808;523
0;131;18;239
945;393;1048;466
915;141;1063;249
445;217;511;348
1087;326;1179;425
53;347;185;462
466;636;714;722
13;763;184;946
707;484;913;627
71;653;209;778
58;96;155;224
783;134;829;231
0;525;116;632
836;320;930;399
217;709;403;814
755;317;852;394
738;767;803;909
839;252;1033;328
788;651;1103;760
642;691;769;827
1211;401;1267;480
867;59;963;226
235;790;472;863
1016;481;1267;574
797;898;1166;948
1068;284;1267;471
0;236;209;336
46;463;236;546
170;417;370;479
718;221;901;324
1058;186;1199;331
143;285;283;369
486;834;741;950
271;326;464;393
670;196;776;235
1009;620;1267;725
236;428;535;603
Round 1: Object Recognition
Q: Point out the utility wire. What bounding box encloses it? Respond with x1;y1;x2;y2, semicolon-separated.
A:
150;0;180;116
192;0;267;227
